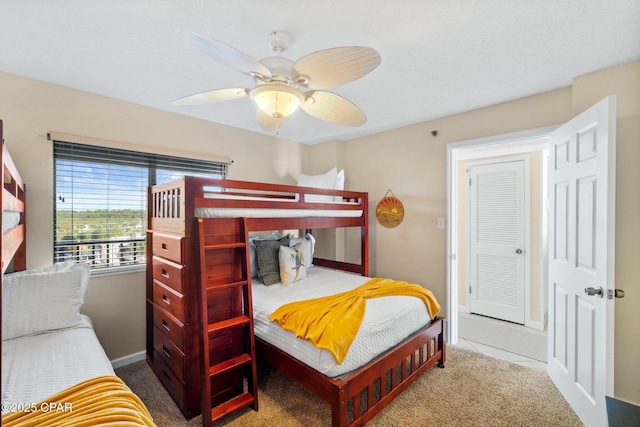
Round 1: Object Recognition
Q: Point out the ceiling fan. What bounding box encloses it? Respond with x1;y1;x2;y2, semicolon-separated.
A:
172;30;381;131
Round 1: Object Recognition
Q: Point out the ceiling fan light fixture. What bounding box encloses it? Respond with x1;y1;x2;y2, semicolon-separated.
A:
250;83;304;119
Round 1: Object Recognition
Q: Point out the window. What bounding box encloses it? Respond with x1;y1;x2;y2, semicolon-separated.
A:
53;140;227;272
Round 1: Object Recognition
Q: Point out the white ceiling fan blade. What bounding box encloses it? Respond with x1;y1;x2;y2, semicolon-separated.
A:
178;30;272;78
256;109;289;131
171;88;248;106
301;91;366;126
292;46;381;89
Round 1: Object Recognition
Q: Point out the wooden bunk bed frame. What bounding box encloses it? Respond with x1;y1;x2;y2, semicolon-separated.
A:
147;176;446;426
1;119;27;392
1;120;27;277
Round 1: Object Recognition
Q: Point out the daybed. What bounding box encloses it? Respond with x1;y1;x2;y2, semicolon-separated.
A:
0;120;155;426
147;175;446;426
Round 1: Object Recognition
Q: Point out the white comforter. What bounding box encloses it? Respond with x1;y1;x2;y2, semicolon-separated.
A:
252;267;431;377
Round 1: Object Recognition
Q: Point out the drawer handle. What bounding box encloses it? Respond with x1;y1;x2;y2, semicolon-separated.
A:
161;268;169;278
162;319;170;332
162;345;171;359
162;294;170;305
162;369;171;382
161;243;168;250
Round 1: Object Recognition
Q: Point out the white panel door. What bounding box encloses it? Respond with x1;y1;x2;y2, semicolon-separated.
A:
548;96;616;427
469;160;526;324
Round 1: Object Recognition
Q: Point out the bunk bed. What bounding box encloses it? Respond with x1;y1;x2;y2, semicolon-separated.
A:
1;121;26;277
0;120;155;426
147;176;446;426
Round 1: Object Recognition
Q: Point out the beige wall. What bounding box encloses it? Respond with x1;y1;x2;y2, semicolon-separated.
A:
0;71;299;361
1;61;638;404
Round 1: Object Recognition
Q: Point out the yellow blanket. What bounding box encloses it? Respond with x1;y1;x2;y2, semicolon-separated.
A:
269;277;440;364
1;375;156;427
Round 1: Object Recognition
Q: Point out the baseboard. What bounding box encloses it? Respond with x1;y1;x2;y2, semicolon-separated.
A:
110;350;146;369
525;319;546;331
458;305;470;313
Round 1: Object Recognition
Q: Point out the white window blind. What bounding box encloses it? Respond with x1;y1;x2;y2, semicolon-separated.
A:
53;140;228;271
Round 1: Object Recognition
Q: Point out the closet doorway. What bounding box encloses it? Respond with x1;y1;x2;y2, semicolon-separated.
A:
446;126;553;346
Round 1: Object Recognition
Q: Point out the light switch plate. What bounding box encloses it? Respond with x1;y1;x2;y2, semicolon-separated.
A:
437;217;445;229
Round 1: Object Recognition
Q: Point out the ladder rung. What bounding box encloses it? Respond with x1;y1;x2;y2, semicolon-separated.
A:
211;393;254;421
208;315;250;333
209;353;252;376
204;242;245;250
206;280;248;290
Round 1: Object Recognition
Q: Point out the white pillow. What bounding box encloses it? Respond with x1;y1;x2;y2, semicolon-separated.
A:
279;245;307;285
289;233;316;269
297;168;338;202
2;262;91;340
334;169;345;201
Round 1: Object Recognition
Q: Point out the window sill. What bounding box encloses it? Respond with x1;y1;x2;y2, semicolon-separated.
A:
89;264;146;277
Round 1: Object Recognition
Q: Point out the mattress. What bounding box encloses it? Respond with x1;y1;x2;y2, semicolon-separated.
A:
1;316;114;413
195;207;363;218
195;192;363;218
252;267;431;377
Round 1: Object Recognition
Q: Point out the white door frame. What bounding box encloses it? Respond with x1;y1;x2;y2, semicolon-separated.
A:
446;125;556;344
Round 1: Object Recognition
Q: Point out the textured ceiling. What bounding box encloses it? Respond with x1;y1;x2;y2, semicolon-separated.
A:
1;1;638;145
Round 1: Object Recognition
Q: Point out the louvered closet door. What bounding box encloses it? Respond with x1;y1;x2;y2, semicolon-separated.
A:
469;160;526;324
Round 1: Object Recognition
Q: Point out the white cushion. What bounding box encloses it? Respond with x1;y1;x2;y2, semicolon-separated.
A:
334;169;345;201
278;245;307;285
2;262;91;340
297;168;338;202
289;233;316;269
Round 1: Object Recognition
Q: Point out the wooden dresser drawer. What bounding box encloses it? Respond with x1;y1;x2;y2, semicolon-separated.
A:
153;305;185;350
153;326;185;381
152;256;184;294
152;232;183;264
153;351;186;410
153;280;185;320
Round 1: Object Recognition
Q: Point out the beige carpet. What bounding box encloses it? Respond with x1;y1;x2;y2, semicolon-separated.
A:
115;346;582;426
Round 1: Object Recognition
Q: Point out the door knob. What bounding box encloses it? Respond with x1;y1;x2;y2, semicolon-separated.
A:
515;248;523;254
607;289;625;299
585;287;604;297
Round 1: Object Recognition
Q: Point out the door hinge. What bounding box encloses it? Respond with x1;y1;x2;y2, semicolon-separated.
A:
468;177;472;186
468;286;472;294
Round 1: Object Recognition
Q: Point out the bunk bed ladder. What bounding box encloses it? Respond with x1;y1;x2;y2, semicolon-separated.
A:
197;217;258;427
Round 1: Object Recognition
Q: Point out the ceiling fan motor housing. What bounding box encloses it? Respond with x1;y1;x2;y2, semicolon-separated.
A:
257;57;298;84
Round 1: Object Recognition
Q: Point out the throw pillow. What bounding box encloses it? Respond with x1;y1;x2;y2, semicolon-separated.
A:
289;233;316;268
2;262;91;340
279;245;307;285
254;236;290;285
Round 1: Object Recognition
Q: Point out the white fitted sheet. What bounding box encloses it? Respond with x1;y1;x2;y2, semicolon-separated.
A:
1;316;114;413
195;207;362;219
252;267;431;378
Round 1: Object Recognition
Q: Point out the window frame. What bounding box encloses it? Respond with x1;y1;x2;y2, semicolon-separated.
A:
53;139;228;275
